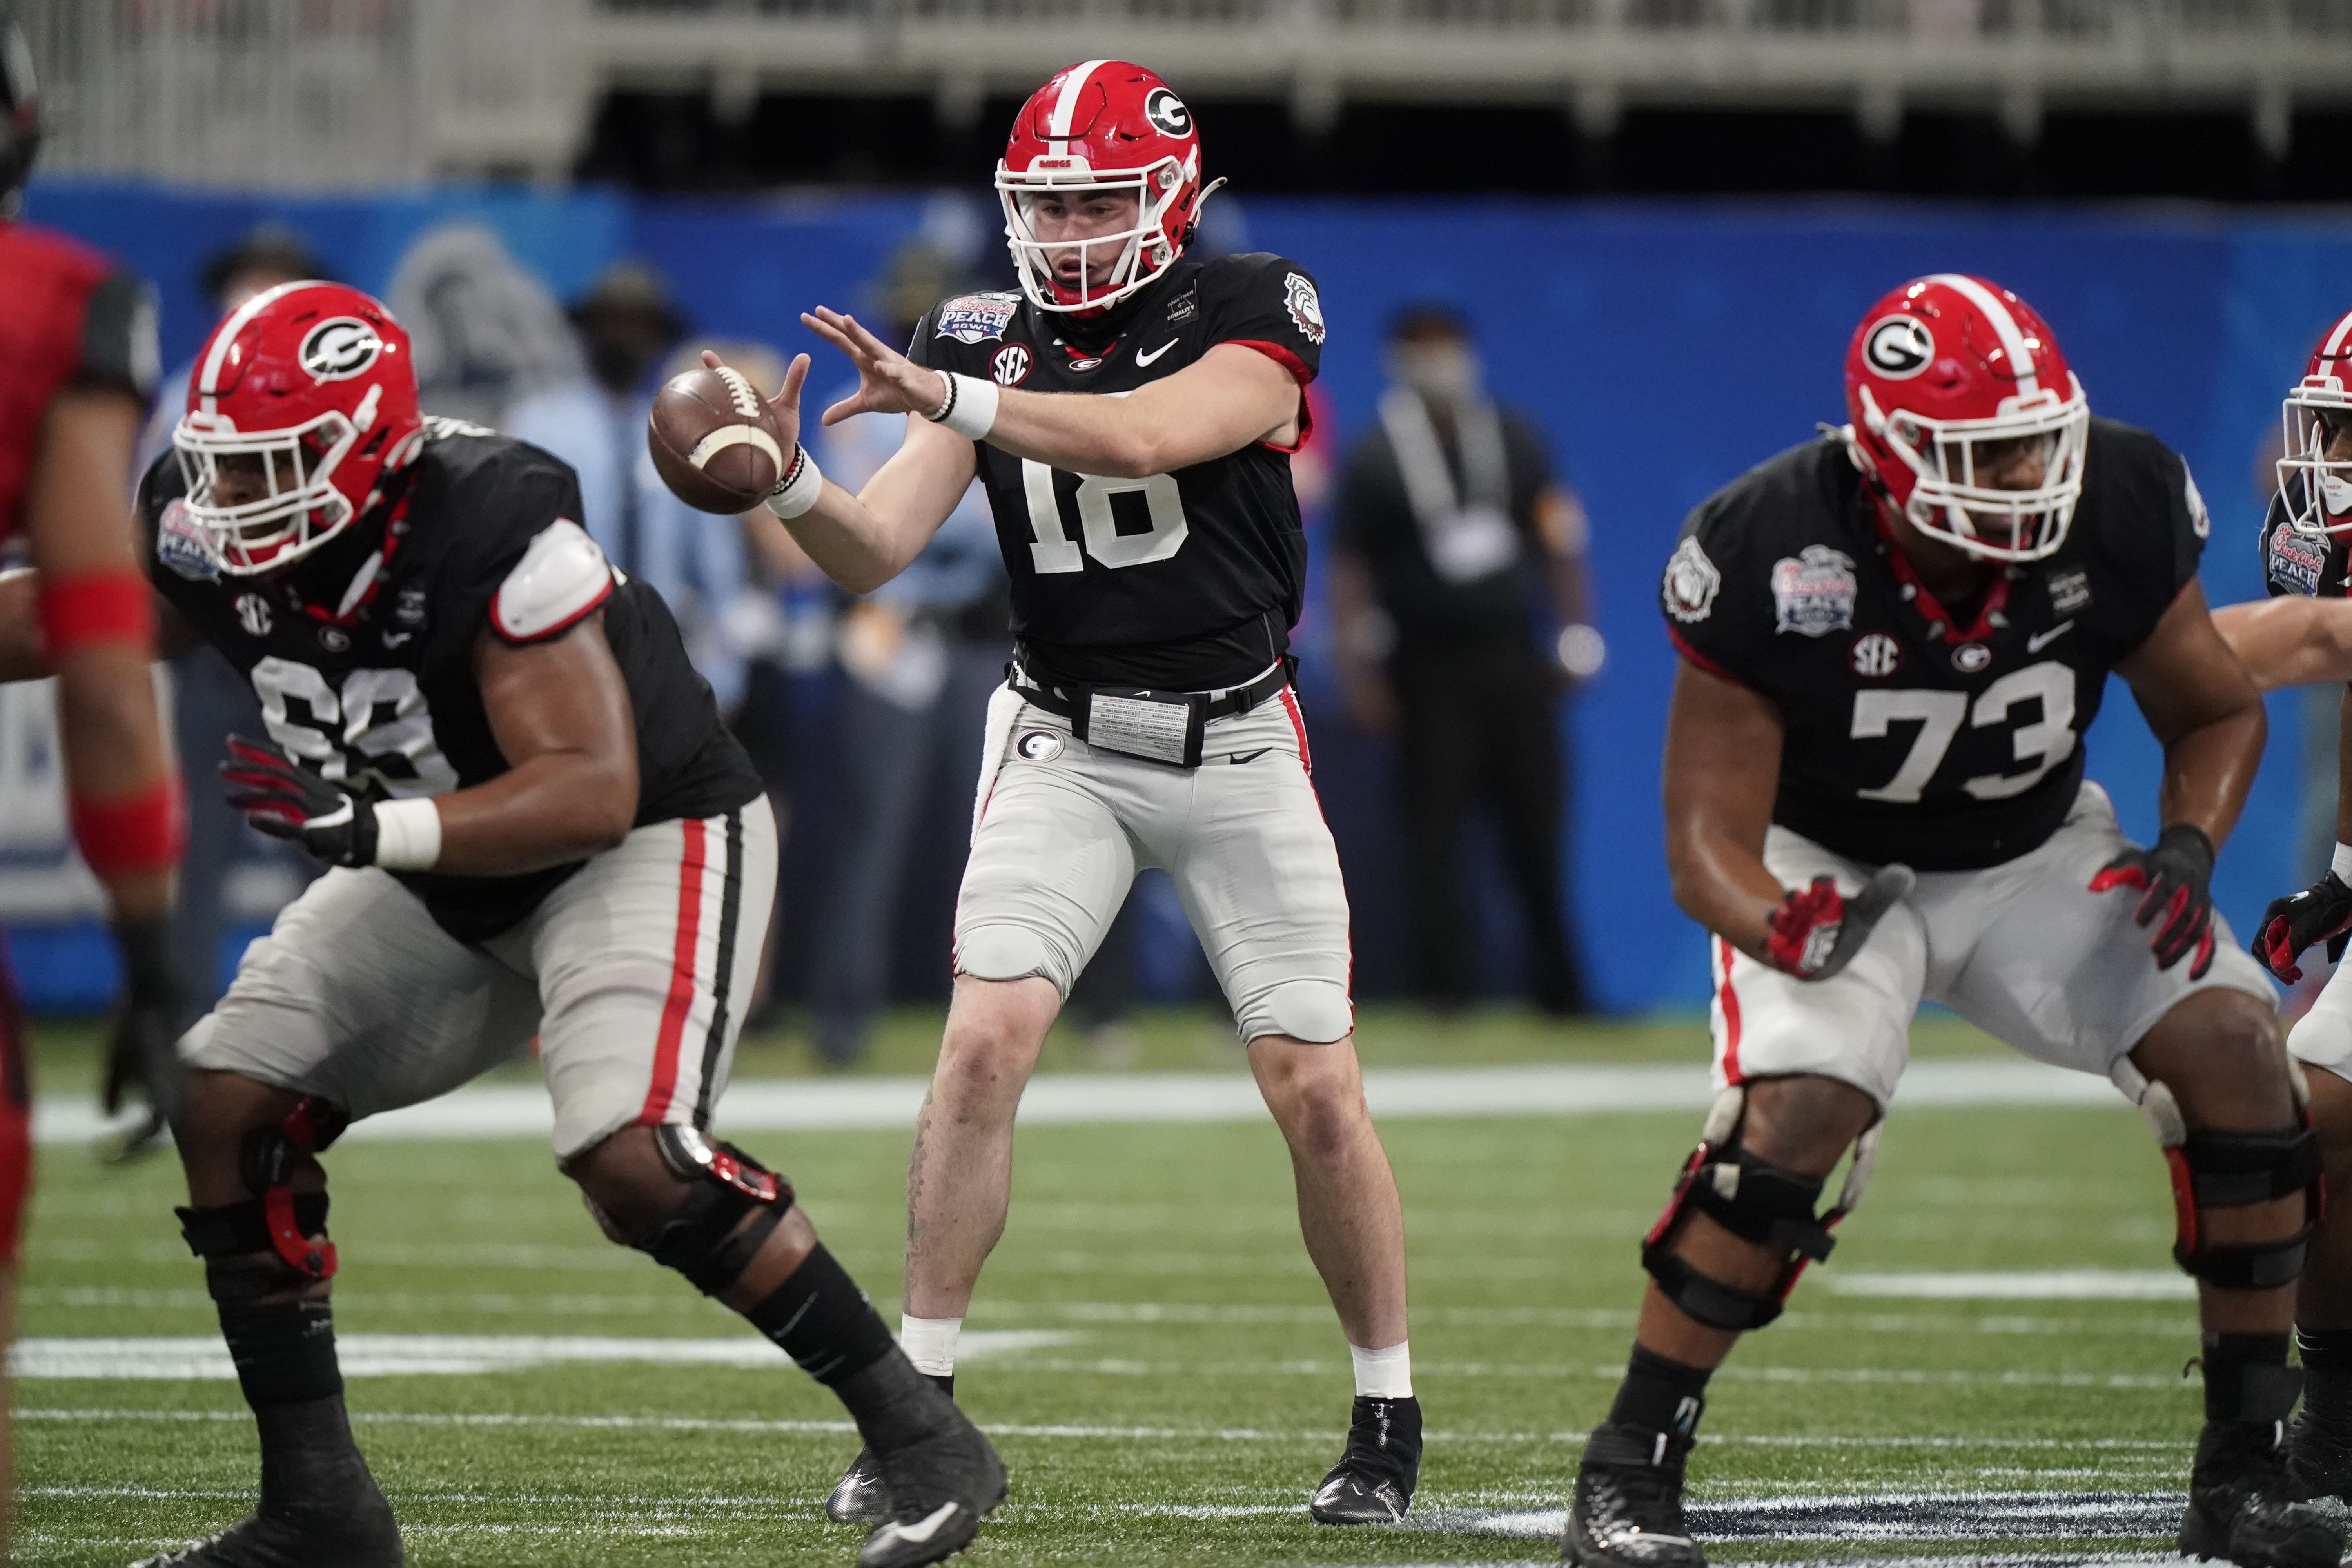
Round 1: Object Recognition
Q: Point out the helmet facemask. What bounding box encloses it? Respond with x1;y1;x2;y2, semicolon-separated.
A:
2278;382;2352;537
173;404;366;576
1858;377;2089;563
996;152;1209;314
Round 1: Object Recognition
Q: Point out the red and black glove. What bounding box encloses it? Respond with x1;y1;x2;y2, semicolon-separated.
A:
221;735;383;867
2089;822;2217;980
2253;870;2352;985
1764;865;1916;981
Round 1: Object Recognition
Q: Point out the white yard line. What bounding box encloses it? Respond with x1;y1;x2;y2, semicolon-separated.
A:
36;1059;2120;1145
1831;1270;2197;1301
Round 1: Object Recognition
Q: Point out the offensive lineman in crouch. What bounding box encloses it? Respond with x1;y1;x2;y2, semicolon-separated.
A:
2208;307;2352;1512
1;281;1002;1568
717;60;1421;1524
1567;276;2343;1568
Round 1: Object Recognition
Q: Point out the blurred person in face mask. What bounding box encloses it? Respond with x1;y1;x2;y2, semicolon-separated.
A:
1329;304;1599;1017
805;240;1013;1068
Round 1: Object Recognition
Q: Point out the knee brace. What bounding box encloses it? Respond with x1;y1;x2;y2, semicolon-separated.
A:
1640;1087;1880;1332
2136;1074;2325;1290
174;1095;349;1291
632;1124;797;1297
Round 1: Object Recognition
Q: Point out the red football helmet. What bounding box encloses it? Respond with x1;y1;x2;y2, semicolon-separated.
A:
996;60;1219;314
1842;274;2089;563
2276;307;2352;536
173;281;423;575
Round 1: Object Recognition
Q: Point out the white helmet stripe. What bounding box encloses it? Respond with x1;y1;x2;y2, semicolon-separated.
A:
2325;308;2352;360
1928;273;2041;398
1047;59;1109;142
195;279;311;417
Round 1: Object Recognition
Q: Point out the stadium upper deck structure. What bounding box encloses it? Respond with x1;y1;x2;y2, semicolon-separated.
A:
20;0;2352;192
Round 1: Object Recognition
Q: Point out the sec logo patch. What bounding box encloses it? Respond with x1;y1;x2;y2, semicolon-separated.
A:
1015;729;1064;762
1850;632;1901;677
993;343;1031;387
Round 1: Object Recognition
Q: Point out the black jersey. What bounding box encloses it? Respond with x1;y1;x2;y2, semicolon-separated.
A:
2259;481;2352;599
1661;419;2209;871
907;252;1325;690
139;419;763;941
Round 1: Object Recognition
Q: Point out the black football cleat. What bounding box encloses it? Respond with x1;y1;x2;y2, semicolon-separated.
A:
2287;1401;2352;1504
1310;1395;1422;1524
837;1359;1004;1568
129;1499;403;1568
2181;1417;2351;1568
1563;1421;1705;1568
828;1445;893;1526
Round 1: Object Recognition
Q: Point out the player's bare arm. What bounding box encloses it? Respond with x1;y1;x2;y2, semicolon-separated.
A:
2116;580;2267;847
2213;594;2352;690
1660;659;1788;960
804;306;1303;473
430;617;639;874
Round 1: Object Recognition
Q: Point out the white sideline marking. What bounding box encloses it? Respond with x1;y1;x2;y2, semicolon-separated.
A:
1830;1270;2197;1301
33;1059;2121;1145
1424;1489;2185;1544
14;1408;2184;1450
7;1329;1070;1381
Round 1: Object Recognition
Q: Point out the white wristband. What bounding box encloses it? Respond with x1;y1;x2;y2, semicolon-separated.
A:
2332;842;2352;884
373;797;443;872
923;372;1000;442
764;444;824;521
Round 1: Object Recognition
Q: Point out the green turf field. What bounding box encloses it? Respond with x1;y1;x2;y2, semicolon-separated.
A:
16;1007;2207;1566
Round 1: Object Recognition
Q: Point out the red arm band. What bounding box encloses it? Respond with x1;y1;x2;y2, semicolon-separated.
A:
71;777;186;879
39;570;156;657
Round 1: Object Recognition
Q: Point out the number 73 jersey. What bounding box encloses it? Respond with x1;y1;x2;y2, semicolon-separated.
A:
1659;420;2211;871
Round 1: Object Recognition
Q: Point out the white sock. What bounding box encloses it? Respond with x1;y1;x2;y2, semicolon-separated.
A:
899;1314;962;1378
2332;841;2352;883
1350;1339;1413;1399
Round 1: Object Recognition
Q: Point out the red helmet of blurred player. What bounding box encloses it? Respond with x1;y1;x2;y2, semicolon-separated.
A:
174;281;423;575
996;59;1221;315
1842;273;2089;563
2276;306;2352;537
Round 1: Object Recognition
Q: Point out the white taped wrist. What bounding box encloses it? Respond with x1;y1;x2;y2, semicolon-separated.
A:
923;372;999;442
900;1314;962;1378
764;444;824;521
2332;843;2352;883
1349;1340;1412;1399
373;797;442;871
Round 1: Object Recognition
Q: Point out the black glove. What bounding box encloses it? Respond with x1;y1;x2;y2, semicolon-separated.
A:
101;915;184;1160
2090;822;2217;979
1763;864;1916;981
221;735;381;867
2254;871;2352;984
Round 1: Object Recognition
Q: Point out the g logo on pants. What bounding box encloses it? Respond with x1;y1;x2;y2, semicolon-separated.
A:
1015;729;1064;762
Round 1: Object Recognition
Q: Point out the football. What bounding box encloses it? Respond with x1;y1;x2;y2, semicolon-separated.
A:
647;363;786;514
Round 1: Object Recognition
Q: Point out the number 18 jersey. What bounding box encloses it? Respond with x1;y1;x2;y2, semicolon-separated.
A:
1659;420;2208;871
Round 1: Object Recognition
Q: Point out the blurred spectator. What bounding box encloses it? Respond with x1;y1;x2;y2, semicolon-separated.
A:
1329;304;1597;1016
806;241;1011;1067
504;265;767;714
387;221;583;428
135;225;330;1014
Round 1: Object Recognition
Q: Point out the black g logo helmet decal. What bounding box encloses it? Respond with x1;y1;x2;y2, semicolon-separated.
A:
1863;316;1935;380
1144;88;1191;138
299;317;385;382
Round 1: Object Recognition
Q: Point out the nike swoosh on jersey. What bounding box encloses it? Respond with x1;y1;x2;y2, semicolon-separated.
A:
871;1502;962;1546
1135;339;1178;367
382;631;413;647
2025;619;2076;653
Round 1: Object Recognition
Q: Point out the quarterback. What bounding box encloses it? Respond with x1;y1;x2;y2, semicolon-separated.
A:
0;282;1000;1568
1567;275;2340;1568
725;59;1421;1526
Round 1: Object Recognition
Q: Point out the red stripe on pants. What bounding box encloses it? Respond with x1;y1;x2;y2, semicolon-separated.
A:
638;818;709;1124
1715;936;1745;1083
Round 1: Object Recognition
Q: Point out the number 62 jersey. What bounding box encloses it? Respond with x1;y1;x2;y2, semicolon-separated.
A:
1659;420;2209;871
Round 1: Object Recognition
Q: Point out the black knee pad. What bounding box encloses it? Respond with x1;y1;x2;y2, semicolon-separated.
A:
635;1125;796;1296
1640;1088;1876;1332
2167;1121;2325;1290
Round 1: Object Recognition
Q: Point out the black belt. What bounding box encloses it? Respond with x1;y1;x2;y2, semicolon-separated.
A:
1008;657;1294;768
